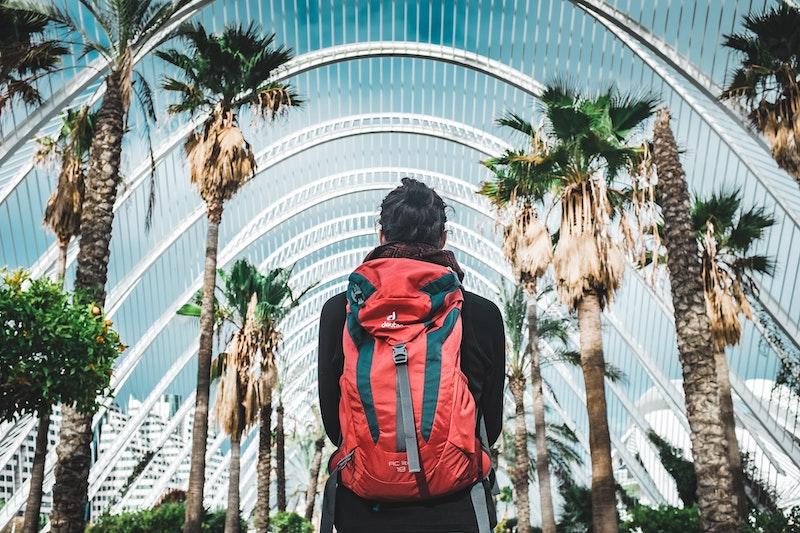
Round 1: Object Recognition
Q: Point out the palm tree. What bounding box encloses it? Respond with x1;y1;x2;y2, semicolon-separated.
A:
481;114;556;533
0;4;65;115
721;4;800;186
275;391;287;513
211;260;266;533
651;108;739;530
483;84;656;532
19;105;95;533
303;412;326;522
249;265;310;531
6;2;191;530
692;189;775;519
35;106;96;280
500;282;532;533
155;23;302;532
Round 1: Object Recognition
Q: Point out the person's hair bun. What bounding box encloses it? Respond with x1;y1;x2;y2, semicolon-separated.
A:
401;177;432;208
379;178;447;245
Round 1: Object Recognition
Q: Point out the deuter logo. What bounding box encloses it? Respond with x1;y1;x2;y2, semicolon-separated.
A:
381;310;402;329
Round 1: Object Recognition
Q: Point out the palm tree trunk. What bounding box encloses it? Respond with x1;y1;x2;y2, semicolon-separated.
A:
55;240;68;282
22;410;51;533
715;348;747;520
652;108;739;531
224;432;242;533
577;291;617;533
527;299;556;533
254;401;272;532
51;69;126;533
276;399;286;512
508;374;531;533
184;205;223;533
304;434;325;521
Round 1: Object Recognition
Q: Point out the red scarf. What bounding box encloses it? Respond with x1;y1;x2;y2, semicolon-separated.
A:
363;242;465;281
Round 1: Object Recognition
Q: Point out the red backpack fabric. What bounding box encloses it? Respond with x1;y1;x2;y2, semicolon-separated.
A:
328;257;490;501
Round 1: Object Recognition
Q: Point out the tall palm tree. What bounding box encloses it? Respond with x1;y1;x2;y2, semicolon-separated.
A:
0;4;65;115
155;23;302;532
483;84;656;532
35;106;96;280
651;108;739;530
249;266;310;531
6;2;191;530
481;114;556;533
19;106;95;533
211;260;265;533
304;420;326;522
721;4;800;186
275;391;287;513
692;189;775;519
500;282;532;533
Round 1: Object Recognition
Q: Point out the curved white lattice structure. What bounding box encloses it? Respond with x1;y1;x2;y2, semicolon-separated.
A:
2;0;800;527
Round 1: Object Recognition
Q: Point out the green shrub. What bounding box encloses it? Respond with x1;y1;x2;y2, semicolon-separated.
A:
743;506;800;533
621;504;699;532
87;502;241;533
270;511;314;533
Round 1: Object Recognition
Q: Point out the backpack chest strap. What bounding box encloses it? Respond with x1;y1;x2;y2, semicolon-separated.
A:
393;343;421;473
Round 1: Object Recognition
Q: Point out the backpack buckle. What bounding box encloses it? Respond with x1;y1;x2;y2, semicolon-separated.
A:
392;344;408;365
351;285;365;305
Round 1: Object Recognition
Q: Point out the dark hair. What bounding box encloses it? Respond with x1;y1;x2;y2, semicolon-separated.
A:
379;178;448;245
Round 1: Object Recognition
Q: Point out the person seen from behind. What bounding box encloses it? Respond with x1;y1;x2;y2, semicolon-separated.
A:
317;178;506;533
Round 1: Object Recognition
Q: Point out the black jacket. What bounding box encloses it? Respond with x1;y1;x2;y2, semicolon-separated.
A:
317;290;506;533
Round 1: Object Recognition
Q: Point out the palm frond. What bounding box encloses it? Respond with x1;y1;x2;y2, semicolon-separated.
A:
608;92;658;138
727;205;775;251
496;111;534;136
731;254;776;278
500;281;527;364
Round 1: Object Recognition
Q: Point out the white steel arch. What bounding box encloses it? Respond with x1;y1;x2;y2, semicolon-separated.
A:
29;115;505;280
4;39;539;211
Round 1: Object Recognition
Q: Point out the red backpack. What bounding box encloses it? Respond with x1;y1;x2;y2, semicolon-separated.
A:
321;257;493;532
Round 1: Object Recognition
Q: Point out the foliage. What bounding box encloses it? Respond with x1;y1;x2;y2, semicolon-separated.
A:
691;189;775;349
0;269;122;420
481;81;658;310
0;4;66;113
742;506;800;533
647;430;697;507
721;4;800;181
555;478;637;532
157;22;302;116
269;511;314;533
556;480;593;532
36;106;97;246
86;502;241;533
157;23;303;211
741;452;780;513
5;0;193;224
620;504;699;532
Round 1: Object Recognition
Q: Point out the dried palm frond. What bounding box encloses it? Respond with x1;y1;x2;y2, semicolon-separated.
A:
254;83;300;120
186;107;256;213
33;135;60;167
501;197;552;292
553;178;625;309
213;294;261;436
43;155;85;245
701;221;753;350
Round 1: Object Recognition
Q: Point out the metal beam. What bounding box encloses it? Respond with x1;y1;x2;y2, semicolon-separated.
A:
30;116;505;280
